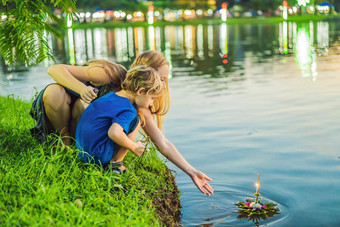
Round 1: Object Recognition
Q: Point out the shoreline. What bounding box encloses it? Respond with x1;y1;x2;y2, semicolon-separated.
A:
0;96;181;226
72;15;340;29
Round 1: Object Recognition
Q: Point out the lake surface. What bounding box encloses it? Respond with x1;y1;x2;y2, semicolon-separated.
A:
1;20;340;226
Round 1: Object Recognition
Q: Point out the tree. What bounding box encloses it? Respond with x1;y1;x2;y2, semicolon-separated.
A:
76;0;139;11
0;0;77;67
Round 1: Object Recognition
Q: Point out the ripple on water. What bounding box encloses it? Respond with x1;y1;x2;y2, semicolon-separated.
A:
180;183;289;226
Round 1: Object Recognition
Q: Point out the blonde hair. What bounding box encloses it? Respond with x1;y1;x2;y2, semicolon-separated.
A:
122;65;164;126
85;60;127;96
130;51;170;129
122;65;163;96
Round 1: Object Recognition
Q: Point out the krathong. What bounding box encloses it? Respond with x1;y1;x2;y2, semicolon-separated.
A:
234;174;280;225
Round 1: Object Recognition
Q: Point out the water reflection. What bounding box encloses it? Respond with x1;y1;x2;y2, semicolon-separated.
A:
148;26;155;50
67;28;75;65
53;21;336;82
114;28;129;62
220;23;229;64
277;21;332;80
317;22;329;55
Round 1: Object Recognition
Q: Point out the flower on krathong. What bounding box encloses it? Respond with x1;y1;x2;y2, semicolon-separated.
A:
234;197;280;223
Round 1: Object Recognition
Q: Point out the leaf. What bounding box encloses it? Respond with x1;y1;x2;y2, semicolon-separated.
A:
0;0;78;66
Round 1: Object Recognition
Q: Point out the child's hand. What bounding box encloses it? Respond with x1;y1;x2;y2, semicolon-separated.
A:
132;141;146;156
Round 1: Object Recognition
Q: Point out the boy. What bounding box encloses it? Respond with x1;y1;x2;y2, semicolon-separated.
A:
76;65;164;173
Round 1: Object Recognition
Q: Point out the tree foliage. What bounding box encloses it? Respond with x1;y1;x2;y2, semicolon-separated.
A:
0;0;77;66
76;0;139;11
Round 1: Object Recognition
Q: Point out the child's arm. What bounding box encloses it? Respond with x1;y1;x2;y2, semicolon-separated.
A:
108;123;145;156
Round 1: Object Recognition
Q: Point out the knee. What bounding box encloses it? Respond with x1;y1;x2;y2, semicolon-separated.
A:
43;84;71;111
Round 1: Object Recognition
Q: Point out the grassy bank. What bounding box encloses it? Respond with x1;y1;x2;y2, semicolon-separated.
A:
73;14;340;29
0;95;181;226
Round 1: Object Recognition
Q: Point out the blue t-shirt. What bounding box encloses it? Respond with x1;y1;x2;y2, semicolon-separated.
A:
76;92;139;166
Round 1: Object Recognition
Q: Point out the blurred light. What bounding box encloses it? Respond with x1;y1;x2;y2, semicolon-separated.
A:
136;11;143;17
67;28;75;65
93;12;105;19
114;11;120;18
184;10;192;16
297;0;310;7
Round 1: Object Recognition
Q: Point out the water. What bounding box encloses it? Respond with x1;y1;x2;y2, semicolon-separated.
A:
1;21;340;226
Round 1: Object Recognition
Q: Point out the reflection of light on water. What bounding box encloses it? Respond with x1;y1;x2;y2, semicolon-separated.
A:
86;29;94;60
74;29;86;64
148;26;155;50
115;28;128;62
155;26;161;51
106;29;114;57
127;27;134;58
197;24;204;58
93;28;107;58
291;22;297;48
67;28;75;65
280;21;288;54
295;26;317;80
165;41;172;79
288;22;294;49
317;22;329;56
134;27;145;56
185;25;195;58
207;25;214;57
176;26;184;51
44;30;52;67
219;23;228;55
309;21;314;44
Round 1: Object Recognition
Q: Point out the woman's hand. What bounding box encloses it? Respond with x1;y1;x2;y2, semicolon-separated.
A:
190;170;214;196
80;86;98;103
133;141;147;157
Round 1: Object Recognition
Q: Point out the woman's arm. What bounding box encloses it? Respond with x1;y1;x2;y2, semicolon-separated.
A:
140;108;214;196
47;64;111;103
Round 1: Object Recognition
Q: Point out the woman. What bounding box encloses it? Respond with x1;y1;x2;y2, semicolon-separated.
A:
30;51;214;196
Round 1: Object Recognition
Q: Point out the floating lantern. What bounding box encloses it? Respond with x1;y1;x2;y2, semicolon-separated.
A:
234;174;280;225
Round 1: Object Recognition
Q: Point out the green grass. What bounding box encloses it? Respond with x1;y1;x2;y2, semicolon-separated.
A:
0;95;180;226
72;15;340;29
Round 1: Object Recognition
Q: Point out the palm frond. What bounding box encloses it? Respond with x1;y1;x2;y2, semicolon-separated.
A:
0;0;77;66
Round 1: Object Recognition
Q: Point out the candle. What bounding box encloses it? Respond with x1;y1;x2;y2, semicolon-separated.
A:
255;174;260;194
254;173;261;204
